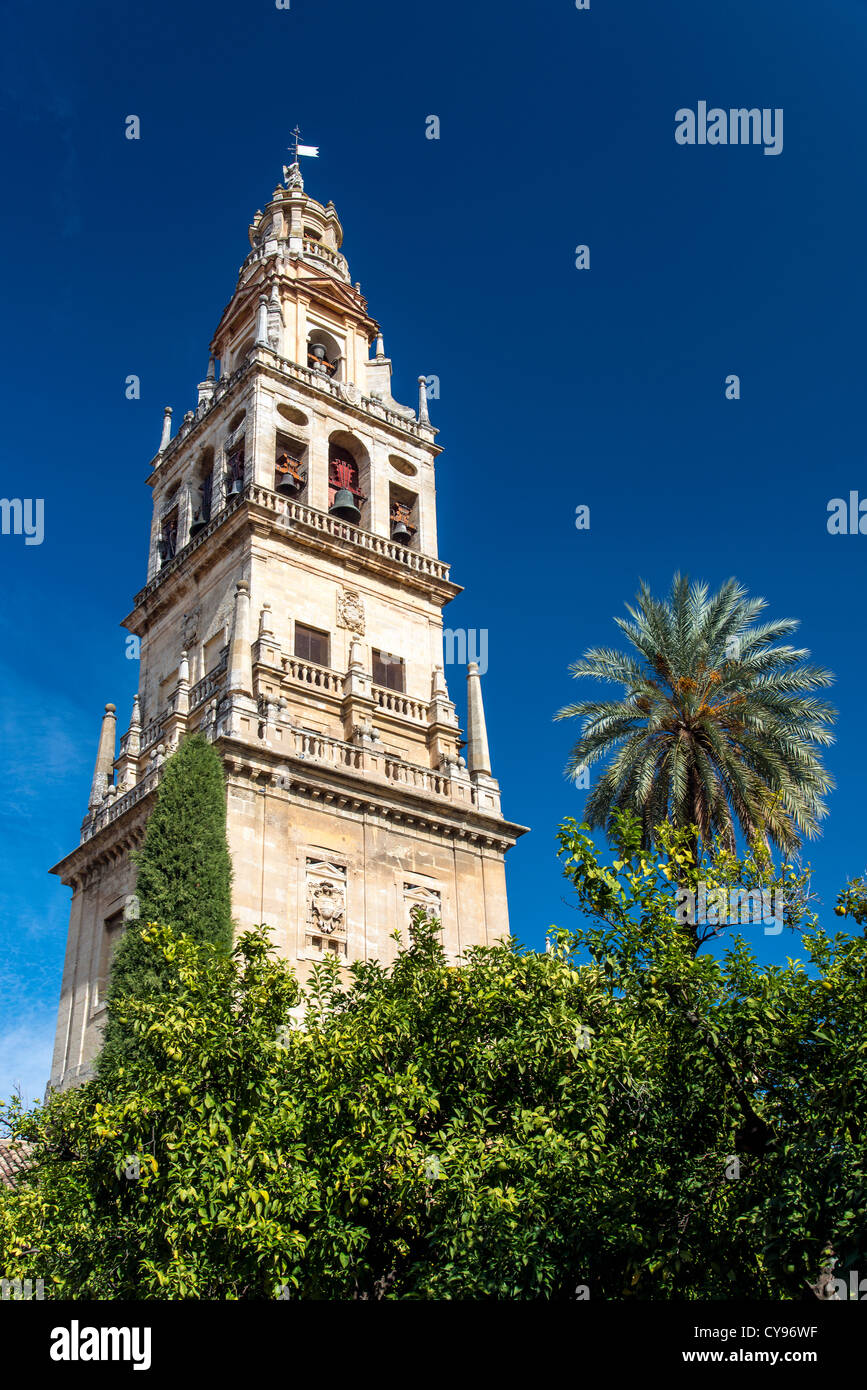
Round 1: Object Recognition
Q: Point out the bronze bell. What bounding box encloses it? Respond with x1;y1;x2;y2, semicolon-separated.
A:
276;458;304;495
329;487;361;524
189;515;207;538
391;517;412;545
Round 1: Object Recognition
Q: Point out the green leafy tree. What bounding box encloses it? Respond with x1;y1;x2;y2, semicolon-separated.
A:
551;812;866;1297
98;733;233;1074
834;873;867;926
555;575;836;859
2;821;864;1300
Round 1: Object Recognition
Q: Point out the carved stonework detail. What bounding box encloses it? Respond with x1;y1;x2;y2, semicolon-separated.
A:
306;858;348;954
337;587;365;636
310;881;343;934
267;288;283;351
403;881;442;931
181;607;201;649
339;381;359;406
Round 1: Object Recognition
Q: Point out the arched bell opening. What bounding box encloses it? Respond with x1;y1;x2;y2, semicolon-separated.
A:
157;487;180;568
327;433;369;528
274;431;308;499
389;483;419;550
188;447;215;539
224;412;247;502
307;327;344;382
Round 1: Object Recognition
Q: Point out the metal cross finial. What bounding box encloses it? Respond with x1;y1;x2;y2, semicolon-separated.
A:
288;126;302;167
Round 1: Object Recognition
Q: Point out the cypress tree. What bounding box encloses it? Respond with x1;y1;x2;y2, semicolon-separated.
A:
98;733;233;1073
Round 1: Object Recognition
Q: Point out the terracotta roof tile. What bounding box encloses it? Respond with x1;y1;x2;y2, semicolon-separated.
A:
0;1139;31;1188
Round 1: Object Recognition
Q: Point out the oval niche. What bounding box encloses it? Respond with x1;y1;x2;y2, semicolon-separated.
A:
277;403;309;428
389;454;418;478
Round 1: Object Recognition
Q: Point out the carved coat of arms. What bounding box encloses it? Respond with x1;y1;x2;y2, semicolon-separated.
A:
309;880;345;936
337;587;365;635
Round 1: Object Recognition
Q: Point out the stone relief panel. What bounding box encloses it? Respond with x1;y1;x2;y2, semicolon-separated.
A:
403;881;442;933
305;857;348;957
337;587;365;636
181;606;201;650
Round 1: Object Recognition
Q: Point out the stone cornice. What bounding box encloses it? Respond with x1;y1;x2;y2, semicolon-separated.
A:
52;726;527;886
218;735;527;852
49;813;148;891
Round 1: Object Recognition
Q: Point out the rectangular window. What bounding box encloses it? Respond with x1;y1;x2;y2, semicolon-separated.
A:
373;649;405;692
294;623;330;667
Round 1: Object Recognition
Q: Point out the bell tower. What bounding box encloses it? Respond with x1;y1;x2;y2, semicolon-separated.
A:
48;153;527;1091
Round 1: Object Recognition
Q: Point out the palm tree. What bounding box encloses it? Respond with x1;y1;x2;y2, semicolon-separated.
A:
555;575;836;858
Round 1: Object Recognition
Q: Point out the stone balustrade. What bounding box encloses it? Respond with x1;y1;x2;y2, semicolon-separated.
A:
282;656;343;694
83;765;161;841
290;726;362;769
382;754;450;796
190;653;228;710
240;236;351;282
302;238;349;276
134;485;449;608
135;492;244;604
139;718;165;754
113;646;438;812
259;488;451;579
86;717;479;844
373;685;427;722
281;726;459;802
273;356;427;439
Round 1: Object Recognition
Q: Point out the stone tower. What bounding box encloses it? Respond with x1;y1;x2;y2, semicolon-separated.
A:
48;155;527;1092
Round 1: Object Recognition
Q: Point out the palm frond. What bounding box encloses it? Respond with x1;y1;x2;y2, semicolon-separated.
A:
557;573;836;859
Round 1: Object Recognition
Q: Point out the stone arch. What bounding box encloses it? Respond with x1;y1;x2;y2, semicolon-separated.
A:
307;326;344;382
187;445;215;538
327;429;371;528
156;483;180;566
234;335;256;371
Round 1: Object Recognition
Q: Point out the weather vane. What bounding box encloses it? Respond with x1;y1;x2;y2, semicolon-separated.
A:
284;126;319;182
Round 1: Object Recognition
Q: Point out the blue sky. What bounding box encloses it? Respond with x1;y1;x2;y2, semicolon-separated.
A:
2;0;866;1103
